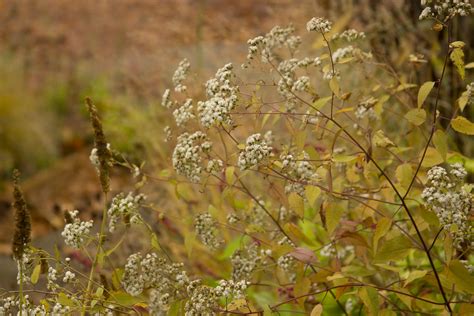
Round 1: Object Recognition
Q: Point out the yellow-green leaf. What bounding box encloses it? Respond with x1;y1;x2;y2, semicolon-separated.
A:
373;217;392;253
444;260;474;293
329;77;341;98
421;147;444;167
31;264;42;285
311;304;323;316
359;287;379;316
433;130;448;160
373;130;395;148
225;166;235;184
305;185;321;206
326;201;346;235
417;81;435;108
396;163;413;189
375;235;412;262
312;96;332;110
288;192;305;218
451;116;474;135
404;270;427;287
405;108;426;126
450;47;465;80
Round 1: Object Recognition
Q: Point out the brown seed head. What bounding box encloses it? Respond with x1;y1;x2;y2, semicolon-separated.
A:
12;169;32;260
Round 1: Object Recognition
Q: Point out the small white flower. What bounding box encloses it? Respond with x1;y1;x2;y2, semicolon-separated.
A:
61;210;93;249
306;17;332;34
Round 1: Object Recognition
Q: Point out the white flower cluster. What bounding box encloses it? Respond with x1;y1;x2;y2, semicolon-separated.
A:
172;58;191;92
89;143;111;173
161;89;175;109
237;133;272;170
173;98;195;126
195;213;223;250
277;58;315;110
231;243;263;281
280;151;319;195
63;270;75;283
466;82;474;106
277;254;296;281
108;192;146;232
355;97;378;120
185;280;217;316
306;17;332;34
197;63;238;128
51;302;71;315
245;25;301;65
422;164;473;249
419;0;473;20
332;45;355;63
164;125;172;142
172;131;212;182
206;159;223;174
214;279;248;299
0;295;48;315
122;253;145;296
61;210;93;249
47;267;58;290
15;249;33;285
332;29;366;42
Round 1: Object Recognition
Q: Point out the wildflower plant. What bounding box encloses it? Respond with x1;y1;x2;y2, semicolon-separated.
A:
2;2;474;315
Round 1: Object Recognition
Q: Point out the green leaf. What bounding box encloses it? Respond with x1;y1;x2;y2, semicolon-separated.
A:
31;264;42;285
451;116;474;135
373;217;392;253
374;235;412;262
359;287;379;316
450;47;465;80
294;277;311;305
396;163;413;190
57;293;74;307
288;192;305;218
443;260;474;293
326;201;346;235
225;166;235;184
421;147;444;168
432;130;448;160
329;77;341;98
312;96;332;110
109;291;145;307
405;108;426;126
458;93;469;112
311;304;323;316
373;130;395;148
417;81;435;108
404;270;427;287
305;185;321;207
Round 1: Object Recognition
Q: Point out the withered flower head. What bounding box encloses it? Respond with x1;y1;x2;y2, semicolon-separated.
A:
85;97;111;194
12;169;31;260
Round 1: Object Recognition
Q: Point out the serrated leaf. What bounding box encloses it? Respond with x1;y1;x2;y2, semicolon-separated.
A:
31;264;41;285
417;81;435;108
451;116;474;135
450;47;465;80
405;108;426;126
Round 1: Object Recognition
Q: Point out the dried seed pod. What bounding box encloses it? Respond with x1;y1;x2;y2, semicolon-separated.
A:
12;169;31;260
